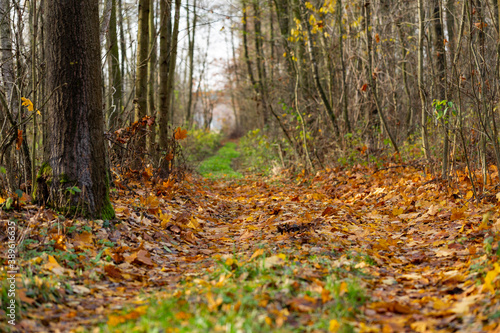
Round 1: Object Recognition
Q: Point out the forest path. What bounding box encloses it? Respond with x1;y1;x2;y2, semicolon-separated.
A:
15;164;500;332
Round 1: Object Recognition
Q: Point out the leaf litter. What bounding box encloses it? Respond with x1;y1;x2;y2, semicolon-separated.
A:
1;164;500;332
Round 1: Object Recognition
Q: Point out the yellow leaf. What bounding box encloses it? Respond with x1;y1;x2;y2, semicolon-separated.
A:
338;281;348;296
186;216;200;230
248;248;265;261
309;14;316;26
433;298;449;310
43;255;65;275
465;190;473;200
392;207;404;216
329;319;341;332
479;211;492;230
21;97;34;112
482;263;500;293
0;197;4;204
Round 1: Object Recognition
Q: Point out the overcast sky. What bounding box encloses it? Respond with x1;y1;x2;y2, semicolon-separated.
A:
177;0;240;90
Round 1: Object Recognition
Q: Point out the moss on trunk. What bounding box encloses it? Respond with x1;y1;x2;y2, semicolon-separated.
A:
33;162;52;203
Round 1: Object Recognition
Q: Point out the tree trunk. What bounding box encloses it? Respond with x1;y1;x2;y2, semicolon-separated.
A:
338;0;350;134
159;0;172;150
41;0;114;219
0;0;18;190
148;0;157;157
185;0;197;125
159;0;180;150
418;0;430;160
363;0;399;154
253;0;269;125
118;0;127;91
107;0;122;131
432;0;449;178
304;4;340;137
134;0;150;156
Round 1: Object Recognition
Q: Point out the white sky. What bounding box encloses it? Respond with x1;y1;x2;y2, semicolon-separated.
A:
177;0;240;90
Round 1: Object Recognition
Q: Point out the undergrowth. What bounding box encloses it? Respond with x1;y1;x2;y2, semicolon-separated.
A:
181;128;224;163
197;142;243;179
238;129;281;175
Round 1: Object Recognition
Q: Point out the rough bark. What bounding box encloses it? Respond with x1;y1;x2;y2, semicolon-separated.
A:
158;0;172;149
418;0;430;160
432;0;449;178
166;0;181;126
0;0;17;190
41;0;114;219
253;0;269;125
134;0;149;124
338;0;350;134
363;0;399;154
185;0;197;125
107;0;122;130
148;0;157;156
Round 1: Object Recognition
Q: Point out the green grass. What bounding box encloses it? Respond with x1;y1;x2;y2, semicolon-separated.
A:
198;142;243;179
101;251;367;333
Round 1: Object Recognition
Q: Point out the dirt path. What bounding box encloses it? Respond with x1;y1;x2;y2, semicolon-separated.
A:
10;165;500;332
198;170;498;332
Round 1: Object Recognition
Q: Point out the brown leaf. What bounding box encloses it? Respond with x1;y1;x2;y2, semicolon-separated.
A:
125;250;155;267
104;265;123;280
372;301;413;314
288;295;317;312
321;206;335;216
73;231;94;248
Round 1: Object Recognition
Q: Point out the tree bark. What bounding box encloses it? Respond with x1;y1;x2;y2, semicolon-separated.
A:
304;4;340;137
159;0;180;150
148;0;157;157
134;0;149;126
338;0;350;134
185;0;197;125
159;0;172;150
363;0;399;154
418;0;430;160
41;0;114;219
432;0;449;178
253;0;269;125
107;0;122;131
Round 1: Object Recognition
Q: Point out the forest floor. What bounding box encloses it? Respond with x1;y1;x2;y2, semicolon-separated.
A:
2;143;500;332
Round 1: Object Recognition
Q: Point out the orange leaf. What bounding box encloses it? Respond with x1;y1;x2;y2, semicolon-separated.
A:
375;33;380;43
165;152;174;161
361;83;368;92
16;129;23;150
174;127;188;140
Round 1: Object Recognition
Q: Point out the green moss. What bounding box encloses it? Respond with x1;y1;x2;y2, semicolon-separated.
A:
58;173;71;183
100;173;115;219
33;161;115;219
100;198;115;220
33;162;52;201
38;162;52;178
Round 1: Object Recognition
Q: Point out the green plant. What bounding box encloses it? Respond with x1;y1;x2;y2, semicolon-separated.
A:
181;128;224;163
198;142;243;179
65;186;81;195
239;129;280;174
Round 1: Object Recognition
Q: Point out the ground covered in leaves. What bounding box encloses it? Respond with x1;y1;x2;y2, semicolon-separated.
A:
2;150;500;332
